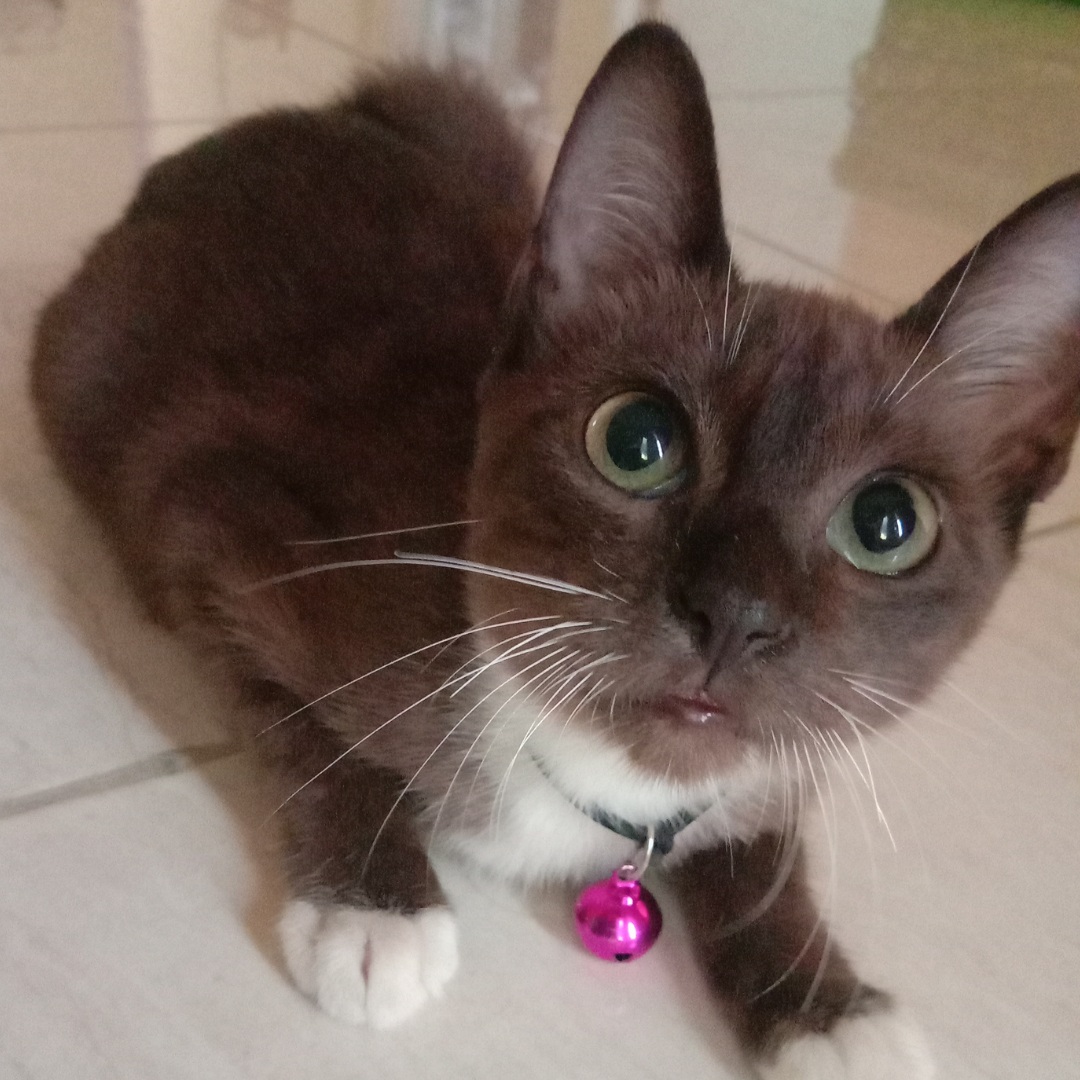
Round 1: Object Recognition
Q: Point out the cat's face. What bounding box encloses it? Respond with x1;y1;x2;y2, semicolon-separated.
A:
464;29;1080;786
467;278;1021;782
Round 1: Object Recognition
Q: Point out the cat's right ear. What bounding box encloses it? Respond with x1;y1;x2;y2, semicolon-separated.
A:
892;174;1080;512
525;22;732;319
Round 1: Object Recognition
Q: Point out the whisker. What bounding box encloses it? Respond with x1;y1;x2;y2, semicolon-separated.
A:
826;667;922;688
256;613;561;736
287;519;479;546
271;629;586;816
687;272;714;353
824;728;880;895
491;663;597;829
748;766;831;1002
842;681;950;761
729;283;759;365
427;646;580;851
449;623;610;698
885;243;980;404
940;675;1013;738
460;650;584;814
721;250;734;358
799;739;838;1012
893;291;1071;406
812;691;896;849
269;679;457;819
366;644;574;874
419;606;517;672
244;551;615;600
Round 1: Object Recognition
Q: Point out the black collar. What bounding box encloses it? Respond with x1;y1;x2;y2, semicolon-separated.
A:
530;752;700;856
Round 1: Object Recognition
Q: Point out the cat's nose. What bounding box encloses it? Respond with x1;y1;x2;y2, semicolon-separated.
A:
679;584;792;675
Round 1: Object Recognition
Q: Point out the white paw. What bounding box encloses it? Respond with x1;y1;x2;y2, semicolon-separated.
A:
759;1008;934;1080
278;900;458;1028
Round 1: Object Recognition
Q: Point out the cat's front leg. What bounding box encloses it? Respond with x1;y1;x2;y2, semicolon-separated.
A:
263;717;458;1028
672;834;933;1079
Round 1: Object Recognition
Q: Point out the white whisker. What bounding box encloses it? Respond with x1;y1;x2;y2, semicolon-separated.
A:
813;691;896;849
287;519;479;546
885;244;980;403
256;613;560;736
721;253;734;357
687;273;714;353
244;551;615;600
429;646;581;848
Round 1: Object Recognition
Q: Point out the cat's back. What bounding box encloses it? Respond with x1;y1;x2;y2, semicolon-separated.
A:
32;66;536;525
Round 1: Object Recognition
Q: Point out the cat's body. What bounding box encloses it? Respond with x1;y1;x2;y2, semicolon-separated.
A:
31;23;1080;1080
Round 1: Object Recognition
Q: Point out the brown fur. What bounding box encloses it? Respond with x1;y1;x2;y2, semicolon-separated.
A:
674;834;887;1057
29;21;1080;1064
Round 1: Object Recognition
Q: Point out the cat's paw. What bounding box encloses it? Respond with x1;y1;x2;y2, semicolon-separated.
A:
758;1007;934;1080
278;899;459;1028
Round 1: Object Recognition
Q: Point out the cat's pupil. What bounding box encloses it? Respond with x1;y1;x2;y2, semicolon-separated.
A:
851;482;917;553
606;399;673;473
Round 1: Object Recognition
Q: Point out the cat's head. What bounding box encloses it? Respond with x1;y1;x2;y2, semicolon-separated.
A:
465;23;1080;786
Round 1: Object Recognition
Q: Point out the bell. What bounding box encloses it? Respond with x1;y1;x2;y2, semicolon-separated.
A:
574;871;662;962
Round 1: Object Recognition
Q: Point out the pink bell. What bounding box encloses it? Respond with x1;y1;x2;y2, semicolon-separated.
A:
574;870;662;962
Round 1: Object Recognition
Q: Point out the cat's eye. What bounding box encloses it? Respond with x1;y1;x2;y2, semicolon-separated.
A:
585;392;687;495
827;475;939;575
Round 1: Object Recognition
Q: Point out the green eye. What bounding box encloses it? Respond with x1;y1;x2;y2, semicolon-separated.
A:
827;475;939;575
585;392;687;495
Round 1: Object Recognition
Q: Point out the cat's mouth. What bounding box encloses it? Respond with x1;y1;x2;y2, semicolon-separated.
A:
652;693;728;725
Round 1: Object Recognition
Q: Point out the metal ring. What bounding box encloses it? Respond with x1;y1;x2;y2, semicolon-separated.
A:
617;825;656;881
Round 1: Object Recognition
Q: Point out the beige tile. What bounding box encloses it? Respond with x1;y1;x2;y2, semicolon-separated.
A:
217;18;366;117
133;0;369;124
712;93;873;292
1030;461;1080;536
731;230;895;314
0;271;230;802
0;129;142;267
230;0;417;60
143;119;219;162
663;0;883;96
0;0;137;129
814;528;1080;1080
0;490;232;802
0;758;751;1080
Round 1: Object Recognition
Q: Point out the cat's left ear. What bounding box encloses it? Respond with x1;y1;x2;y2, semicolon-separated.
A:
894;174;1080;504
529;22;732;316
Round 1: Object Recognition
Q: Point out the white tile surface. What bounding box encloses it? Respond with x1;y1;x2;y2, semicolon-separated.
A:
0;0;137;129
819;531;1080;1080
1;1;1078;1078
0;759;750;1080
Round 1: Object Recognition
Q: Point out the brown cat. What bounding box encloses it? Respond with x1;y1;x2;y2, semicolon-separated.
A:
29;21;1080;1080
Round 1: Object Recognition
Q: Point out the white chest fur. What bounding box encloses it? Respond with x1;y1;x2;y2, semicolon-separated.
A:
434;676;779;885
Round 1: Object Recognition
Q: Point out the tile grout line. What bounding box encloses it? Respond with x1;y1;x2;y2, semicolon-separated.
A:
232;0;371;63
732;225;901;309
0;743;241;822
1026;516;1080;542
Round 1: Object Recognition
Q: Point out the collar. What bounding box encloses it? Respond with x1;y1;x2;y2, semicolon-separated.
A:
530;751;700;857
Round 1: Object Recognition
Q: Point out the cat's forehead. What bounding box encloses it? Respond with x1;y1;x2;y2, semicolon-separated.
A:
550;277;923;479
555;278;899;394
527;272;959;503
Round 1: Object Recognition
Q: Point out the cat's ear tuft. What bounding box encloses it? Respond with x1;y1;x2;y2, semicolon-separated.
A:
532;23;730;314
894;174;1080;507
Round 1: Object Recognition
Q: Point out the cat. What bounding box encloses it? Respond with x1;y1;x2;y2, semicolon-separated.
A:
29;20;1080;1080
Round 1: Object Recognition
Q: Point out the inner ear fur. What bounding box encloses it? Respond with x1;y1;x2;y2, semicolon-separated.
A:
530;22;733;316
894;173;1080;506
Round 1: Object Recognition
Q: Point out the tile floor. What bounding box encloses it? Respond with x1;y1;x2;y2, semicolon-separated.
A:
1;1;1079;1077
